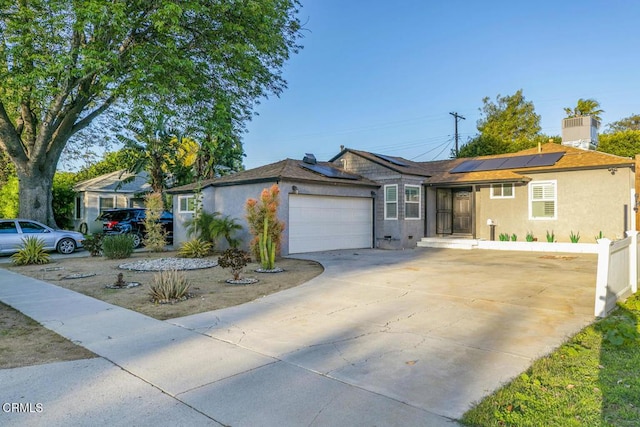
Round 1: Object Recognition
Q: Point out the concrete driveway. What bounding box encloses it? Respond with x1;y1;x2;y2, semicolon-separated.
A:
172;248;597;421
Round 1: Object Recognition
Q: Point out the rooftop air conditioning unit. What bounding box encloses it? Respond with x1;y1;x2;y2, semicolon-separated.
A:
561;116;599;150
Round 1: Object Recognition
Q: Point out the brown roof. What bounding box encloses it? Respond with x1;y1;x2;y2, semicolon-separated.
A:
330;149;434;177
167;159;379;193
419;143;635;185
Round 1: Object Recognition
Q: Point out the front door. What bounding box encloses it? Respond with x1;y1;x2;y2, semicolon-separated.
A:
452;189;472;234
436;189;452;234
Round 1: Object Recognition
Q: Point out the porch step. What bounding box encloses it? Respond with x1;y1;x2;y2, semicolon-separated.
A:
417;237;479;250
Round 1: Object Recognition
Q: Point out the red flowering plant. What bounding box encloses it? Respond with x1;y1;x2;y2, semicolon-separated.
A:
245;184;285;264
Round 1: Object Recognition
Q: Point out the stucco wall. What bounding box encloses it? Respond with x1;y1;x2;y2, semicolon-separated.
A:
173;180;377;255
475;167;635;242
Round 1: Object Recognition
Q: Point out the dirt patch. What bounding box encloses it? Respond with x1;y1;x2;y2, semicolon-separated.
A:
2;251;323;368
0;302;96;369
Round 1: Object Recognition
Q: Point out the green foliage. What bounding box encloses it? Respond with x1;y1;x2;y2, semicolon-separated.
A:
598;130;640;158
246;185;285;260
526;232;535;242
546;230;556;243
0;1;302;225
102;235;135;259
595;231;605;242
149;270;191;304
457;90;551;158
606;114;640;133
143;192;167;252
0;176;19;218
74;150;138;183
0;147;16;186
10;237;51;266
510;233;517;242
186;211;220;243
462;293;640;426
564;98;604;122
83;234;104;257
569;231;581;243
178;239;213;258
499;233;510;242
218;248;251;281
52;172;77;230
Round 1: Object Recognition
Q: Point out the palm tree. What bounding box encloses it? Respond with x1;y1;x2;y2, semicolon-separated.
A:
564;98;604;122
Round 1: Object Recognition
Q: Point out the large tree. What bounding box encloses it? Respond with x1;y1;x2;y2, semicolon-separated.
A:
606;114;640;133
457;90;543;157
598;130;640;158
0;1;302;226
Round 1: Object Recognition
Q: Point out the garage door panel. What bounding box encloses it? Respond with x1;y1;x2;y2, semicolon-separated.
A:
289;195;372;254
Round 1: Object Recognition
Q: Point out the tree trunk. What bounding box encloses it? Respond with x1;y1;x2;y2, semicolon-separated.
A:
16;162;58;228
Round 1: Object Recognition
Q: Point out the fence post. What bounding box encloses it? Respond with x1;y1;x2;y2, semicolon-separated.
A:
594;238;612;318
626;230;639;294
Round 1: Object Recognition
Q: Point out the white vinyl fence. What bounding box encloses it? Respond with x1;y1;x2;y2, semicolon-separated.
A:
594;231;639;317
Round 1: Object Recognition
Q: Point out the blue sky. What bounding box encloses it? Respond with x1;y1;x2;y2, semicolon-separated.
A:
241;0;640;169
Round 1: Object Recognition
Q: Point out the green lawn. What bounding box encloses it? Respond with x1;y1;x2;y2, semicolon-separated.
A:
461;293;640;427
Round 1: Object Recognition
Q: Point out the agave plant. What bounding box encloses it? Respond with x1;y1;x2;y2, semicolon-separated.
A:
11;237;51;266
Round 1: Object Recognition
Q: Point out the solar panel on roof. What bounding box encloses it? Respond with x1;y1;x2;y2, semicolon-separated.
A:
523;152;564;167
449;160;484;173
449;152;565;173
299;163;360;180
372;153;409;167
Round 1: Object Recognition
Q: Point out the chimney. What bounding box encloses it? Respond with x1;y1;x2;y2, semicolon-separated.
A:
561;116;599;150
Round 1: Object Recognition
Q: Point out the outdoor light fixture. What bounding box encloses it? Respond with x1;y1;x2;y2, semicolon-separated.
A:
292;185;298;194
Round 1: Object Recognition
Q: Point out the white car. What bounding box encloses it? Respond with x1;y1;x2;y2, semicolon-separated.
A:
0;219;85;255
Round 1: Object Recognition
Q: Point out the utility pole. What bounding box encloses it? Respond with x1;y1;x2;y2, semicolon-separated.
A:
449;112;466;157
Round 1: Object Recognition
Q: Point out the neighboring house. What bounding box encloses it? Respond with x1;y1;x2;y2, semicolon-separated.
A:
167;157;379;255
169;116;638;253
72;170;151;233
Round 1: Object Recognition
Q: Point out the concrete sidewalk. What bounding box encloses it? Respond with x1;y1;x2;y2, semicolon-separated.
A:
0;259;455;426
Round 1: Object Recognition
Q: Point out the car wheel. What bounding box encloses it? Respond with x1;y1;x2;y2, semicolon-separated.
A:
131;233;143;249
79;222;88;234
57;238;76;254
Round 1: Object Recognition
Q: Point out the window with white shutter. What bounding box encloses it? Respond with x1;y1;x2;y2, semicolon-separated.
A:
529;180;557;219
384;185;398;220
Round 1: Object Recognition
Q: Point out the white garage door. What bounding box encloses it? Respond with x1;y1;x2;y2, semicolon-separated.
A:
289;194;373;254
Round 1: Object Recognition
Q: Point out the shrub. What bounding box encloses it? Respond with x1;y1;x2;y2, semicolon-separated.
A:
510;233;517;242
102;234;135;259
498;233;509;242
178;238;213;258
143;192;167;252
11;237;50;266
149;270;191;303
218;248;251;281
212;215;243;248
185;211;220;243
546;230;556;243
525;232;534;242
83;233;104;256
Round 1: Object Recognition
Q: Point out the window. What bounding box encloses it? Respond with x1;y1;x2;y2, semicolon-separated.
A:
178;195;196;213
490;183;514;199
384;185;398;220
18;221;47;233
0;221;18;234
529;180;557;219
404;185;421;219
99;197;115;214
75;196;82;219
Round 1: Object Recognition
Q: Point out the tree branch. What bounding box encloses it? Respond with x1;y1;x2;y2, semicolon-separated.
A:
0;101;28;163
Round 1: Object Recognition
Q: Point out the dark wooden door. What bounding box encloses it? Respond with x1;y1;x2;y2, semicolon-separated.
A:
452;189;472;234
436;189;452;234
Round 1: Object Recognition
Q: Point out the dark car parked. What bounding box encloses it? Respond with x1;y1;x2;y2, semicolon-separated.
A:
98;208;173;248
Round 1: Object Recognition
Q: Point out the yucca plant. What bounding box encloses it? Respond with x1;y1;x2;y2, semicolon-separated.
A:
178;238;213;258
149;270;191;303
102;234;135;259
11;237;51;266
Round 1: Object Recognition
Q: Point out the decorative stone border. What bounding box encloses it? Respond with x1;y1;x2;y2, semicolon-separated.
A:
119;258;217;271
225;278;259;285
255;267;284;273
63;273;96;280
105;282;142;289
